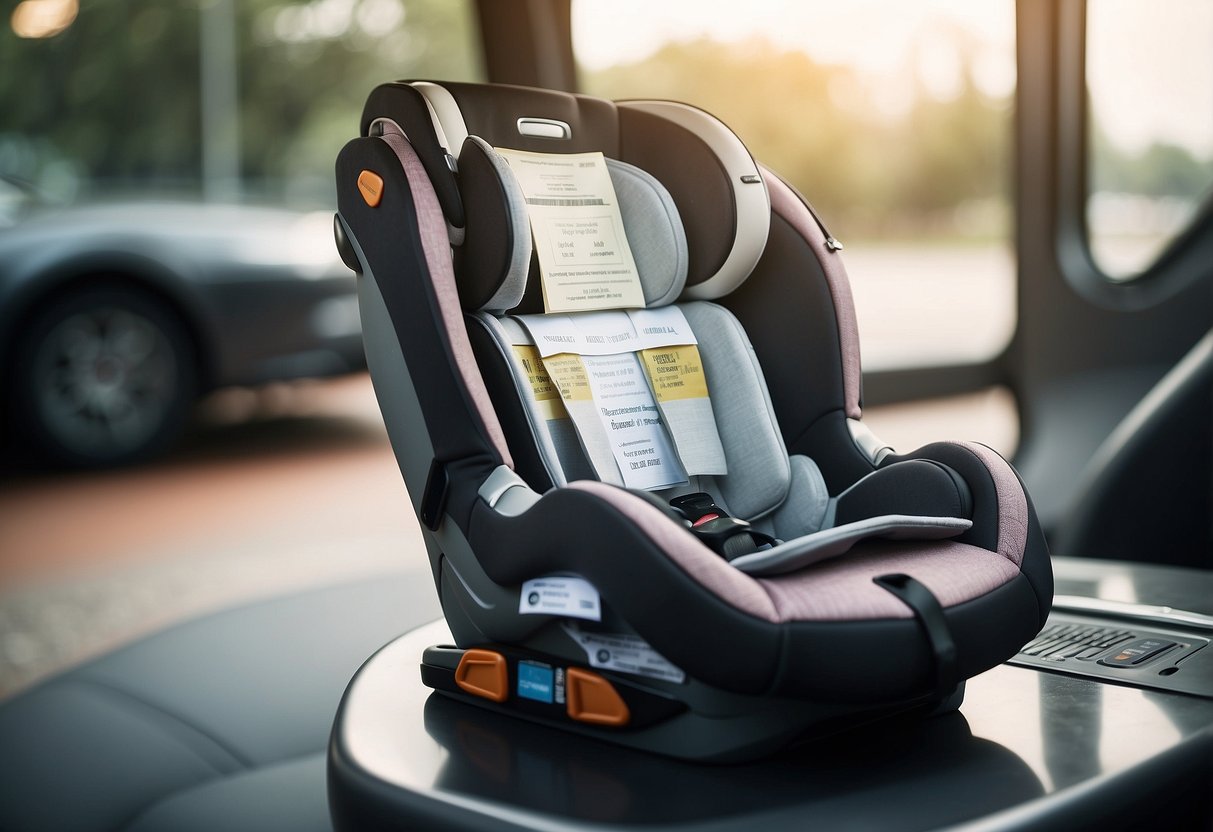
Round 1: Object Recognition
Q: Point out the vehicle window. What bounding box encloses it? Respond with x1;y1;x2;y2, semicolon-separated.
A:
1085;0;1213;279
1;0;483;209
574;0;1016;372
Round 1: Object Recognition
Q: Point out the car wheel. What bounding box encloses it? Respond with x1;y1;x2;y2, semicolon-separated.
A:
13;287;197;467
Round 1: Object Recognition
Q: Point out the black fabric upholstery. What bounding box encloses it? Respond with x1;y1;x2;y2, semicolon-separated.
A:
336;136;506;481
779;571;1044;702
886;443;1006;554
617;106;736;287
466;315;556;493
467;489;781;695
835;461;972;527
465;486;1042;700
1017;482;1056;615
0;576;437;832
797;409;880;494
444;81;621;158
721;213;853;478
452;136;519;312
359;83;464;228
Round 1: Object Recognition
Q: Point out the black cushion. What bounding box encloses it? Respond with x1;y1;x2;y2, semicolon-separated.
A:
124;755;330;832
0;574;439;832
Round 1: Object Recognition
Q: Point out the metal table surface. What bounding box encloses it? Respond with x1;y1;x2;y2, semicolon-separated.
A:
329;558;1213;830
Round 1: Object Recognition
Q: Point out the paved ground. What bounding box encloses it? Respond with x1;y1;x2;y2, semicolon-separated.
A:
0;375;429;698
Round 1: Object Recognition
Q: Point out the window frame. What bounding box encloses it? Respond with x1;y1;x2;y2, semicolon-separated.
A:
1055;0;1213;310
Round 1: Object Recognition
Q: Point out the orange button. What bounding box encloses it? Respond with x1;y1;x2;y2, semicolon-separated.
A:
454;649;508;703
357;170;384;207
566;667;630;727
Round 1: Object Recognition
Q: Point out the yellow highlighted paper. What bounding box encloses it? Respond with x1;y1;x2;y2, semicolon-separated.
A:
540;353;594;403
512;345;568;421
640;346;709;402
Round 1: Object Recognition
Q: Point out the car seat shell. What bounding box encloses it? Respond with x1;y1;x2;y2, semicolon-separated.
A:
334;80;1053;759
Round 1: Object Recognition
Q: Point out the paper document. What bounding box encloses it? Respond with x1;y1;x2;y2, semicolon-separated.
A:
517;308;726;482
542;351;688;490
495;148;646;313
512;344;568;421
582;352;688;490
520;307;698;358
639;344;727;476
541;353;624;485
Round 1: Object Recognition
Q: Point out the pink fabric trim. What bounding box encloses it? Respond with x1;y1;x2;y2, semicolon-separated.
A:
756;541;1020;620
568;481;1019;622
568;481;780;620
762;167;863;420
379;129;513;469
955;442;1029;568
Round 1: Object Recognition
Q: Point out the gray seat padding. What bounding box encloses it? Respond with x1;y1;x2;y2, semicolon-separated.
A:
0;574;439;832
123;755;330;832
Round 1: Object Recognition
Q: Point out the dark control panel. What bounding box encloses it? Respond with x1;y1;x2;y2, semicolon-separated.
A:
1009;614;1211;698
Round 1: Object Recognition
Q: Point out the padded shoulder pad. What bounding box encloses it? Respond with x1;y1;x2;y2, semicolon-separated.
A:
454;136;532;313
618;101;769;300
681;301;791;518
609;160;688;306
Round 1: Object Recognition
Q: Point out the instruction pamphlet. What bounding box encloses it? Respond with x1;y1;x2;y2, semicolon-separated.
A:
638;342;726;476
495;148;646;313
511;344;568;422
542;350;687;490
517;308;726;488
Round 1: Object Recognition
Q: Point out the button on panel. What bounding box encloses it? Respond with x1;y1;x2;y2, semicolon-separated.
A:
1098;638;1178;668
455;649;509;702
566;667;630;727
357;169;385;207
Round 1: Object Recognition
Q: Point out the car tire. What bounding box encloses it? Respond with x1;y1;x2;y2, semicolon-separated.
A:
12;286;197;467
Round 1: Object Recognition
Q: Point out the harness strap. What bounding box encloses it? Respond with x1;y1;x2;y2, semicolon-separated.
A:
670;492;773;561
873;573;959;701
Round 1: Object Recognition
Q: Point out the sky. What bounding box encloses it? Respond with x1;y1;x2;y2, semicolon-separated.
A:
573;0;1213;157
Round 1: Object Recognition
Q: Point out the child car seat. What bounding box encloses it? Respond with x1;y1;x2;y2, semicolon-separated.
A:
333;80;1053;761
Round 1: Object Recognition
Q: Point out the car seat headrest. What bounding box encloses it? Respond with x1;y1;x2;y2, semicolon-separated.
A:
614;101;770;302
364;82;771;310
453;135;689;313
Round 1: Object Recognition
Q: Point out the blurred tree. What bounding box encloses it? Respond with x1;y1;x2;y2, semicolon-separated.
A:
0;0;482;205
1091;129;1213;201
585;38;860;227
240;0;481;201
885;69;1010;231
0;1;203;197
585;36;1013;240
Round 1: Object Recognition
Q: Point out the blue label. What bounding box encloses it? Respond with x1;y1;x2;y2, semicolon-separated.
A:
517;661;554;703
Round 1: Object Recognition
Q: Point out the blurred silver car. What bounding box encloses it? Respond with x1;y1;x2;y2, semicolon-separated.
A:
0;182;362;467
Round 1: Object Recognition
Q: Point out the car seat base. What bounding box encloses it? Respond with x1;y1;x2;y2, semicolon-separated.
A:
418;641;964;763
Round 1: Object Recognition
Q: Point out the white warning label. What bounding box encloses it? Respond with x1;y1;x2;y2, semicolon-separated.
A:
519;577;602;621
562;623;686;683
